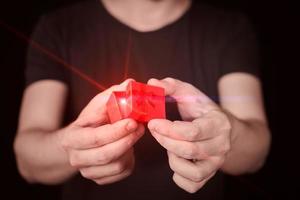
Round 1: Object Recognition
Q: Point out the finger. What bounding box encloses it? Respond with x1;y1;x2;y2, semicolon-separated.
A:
148;78;179;97
193;135;230;157
168;151;222;183
173;172;215;194
148;78;214;105
148;78;217;120
151;131;199;160
76;79;135;126
93;168;132;185
151;131;229;159
193;110;231;138
149;109;231;141
69;125;144;167
80;149;134;180
64;118;138;149
148;119;214;141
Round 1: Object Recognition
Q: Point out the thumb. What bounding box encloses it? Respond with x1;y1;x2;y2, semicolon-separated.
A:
147;78;178;97
148;77;217;120
148;77;213;104
76;79;135;127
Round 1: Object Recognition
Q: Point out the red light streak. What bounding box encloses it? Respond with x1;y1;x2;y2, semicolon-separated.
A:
123;31;132;80
0;19;107;91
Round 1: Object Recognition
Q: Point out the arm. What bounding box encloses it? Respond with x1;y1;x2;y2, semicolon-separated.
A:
14;80;76;184
218;72;271;175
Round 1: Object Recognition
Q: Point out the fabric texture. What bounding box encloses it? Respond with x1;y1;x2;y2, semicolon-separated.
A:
25;0;260;199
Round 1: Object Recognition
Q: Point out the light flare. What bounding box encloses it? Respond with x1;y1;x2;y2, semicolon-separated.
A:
0;19;107;91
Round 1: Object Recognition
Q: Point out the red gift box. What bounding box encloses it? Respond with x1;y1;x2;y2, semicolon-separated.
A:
106;81;165;123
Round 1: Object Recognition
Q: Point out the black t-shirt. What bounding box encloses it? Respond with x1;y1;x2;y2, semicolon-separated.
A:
26;0;260;199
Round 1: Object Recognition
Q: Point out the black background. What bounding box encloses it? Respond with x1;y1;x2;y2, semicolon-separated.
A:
0;0;299;199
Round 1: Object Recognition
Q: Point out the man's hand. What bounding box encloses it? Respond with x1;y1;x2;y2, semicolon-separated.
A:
147;78;232;193
61;79;145;185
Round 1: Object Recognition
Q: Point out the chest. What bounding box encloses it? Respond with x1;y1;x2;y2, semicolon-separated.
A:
66;24;220;120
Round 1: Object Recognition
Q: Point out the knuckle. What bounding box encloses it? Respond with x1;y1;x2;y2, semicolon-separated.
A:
94;179;105;185
69;153;81;167
218;136;231;155
217;157;225;168
221;117;232;132
93;130;105;147
164;77;178;87
113;161;127;174
164;77;176;83
168;157;176;172
188;126;200;141
214;111;232;132
211;156;225;168
148;78;156;84
80;169;92;179
223;121;232;133
122;168;133;177
93;137;101;147
187;184;200;194
182;145;198;159
60;131;74;150
60;139;69;150
96;152;111;165
125;134;136;148
193;169;204;182
222;142;231;154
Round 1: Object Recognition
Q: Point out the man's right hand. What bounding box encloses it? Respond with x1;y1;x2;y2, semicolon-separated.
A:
61;79;145;185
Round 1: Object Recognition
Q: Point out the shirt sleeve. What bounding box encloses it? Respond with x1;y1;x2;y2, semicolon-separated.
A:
25;14;69;86
219;14;261;78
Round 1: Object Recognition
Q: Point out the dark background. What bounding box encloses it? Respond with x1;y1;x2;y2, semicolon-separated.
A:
0;0;299;199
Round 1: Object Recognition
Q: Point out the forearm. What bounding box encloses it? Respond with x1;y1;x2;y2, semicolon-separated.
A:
14;126;77;184
221;113;271;175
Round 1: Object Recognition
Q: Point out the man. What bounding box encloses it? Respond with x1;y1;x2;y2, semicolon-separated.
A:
14;0;271;199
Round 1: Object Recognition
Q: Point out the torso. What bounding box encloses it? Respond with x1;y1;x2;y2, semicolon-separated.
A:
46;1;243;199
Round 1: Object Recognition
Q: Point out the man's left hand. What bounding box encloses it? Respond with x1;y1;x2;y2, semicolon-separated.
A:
147;78;233;193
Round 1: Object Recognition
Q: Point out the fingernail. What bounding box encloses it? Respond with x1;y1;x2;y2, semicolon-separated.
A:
147;121;156;130
126;120;137;132
148;78;158;85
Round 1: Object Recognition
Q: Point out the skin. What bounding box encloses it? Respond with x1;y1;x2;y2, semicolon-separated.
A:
147;76;270;193
101;0;192;32
14;0;270;194
15;79;145;185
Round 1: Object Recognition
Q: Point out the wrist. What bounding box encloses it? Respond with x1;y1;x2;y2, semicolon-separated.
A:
221;109;240;146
